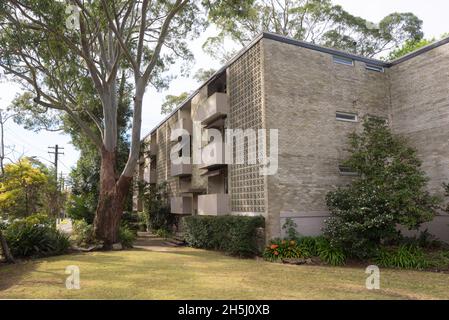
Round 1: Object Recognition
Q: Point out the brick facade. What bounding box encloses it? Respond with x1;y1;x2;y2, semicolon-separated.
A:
135;33;449;243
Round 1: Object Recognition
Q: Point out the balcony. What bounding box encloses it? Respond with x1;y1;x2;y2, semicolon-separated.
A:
170;196;192;215
148;142;158;157
197;92;229;125
171;159;192;177
198;194;230;216
144;167;156;184
200;140;226;170
170;118;193;141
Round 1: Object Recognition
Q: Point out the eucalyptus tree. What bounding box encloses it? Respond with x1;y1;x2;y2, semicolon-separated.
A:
0;0;206;247
205;0;424;61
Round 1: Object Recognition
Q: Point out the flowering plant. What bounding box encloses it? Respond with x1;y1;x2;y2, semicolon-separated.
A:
263;239;301;261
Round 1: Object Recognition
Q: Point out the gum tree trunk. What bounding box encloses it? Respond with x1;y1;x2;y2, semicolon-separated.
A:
93;147;132;249
0;230;15;263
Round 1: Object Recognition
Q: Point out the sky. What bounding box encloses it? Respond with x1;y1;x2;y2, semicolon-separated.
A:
0;0;448;178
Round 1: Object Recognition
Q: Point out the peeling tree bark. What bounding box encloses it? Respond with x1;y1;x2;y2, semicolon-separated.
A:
0;230;15;264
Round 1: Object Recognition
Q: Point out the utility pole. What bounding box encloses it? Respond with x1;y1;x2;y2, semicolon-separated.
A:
60;172;65;192
48;145;64;218
48;144;64;182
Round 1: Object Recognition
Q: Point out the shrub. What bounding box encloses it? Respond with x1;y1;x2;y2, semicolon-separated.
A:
426;250;449;270
399;229;442;249
282;218;300;241
23;213;55;227
119;225;136;248
121;211;140;232
297;237;318;258
182;215;265;257
71;220;97;247
4;219;70;257
66;194;95;224
375;245;429;270
315;237;346;266
263;239;301;261
155;228;172;239
140;182;174;232
324;118;439;259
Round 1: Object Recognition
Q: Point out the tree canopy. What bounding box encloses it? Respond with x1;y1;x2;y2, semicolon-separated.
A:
0;158;52;218
205;0;424;62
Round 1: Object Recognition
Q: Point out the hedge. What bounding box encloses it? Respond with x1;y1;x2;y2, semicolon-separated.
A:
182;215;265;257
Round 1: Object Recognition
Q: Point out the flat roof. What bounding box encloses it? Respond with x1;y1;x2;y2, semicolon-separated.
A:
142;32;449;141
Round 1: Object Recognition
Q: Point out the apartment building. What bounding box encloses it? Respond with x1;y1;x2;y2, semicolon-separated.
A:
134;32;449;242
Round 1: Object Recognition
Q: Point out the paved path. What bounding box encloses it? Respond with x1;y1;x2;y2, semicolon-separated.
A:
133;232;182;252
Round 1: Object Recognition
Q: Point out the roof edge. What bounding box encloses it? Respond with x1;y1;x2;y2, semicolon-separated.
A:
262;32;388;67
141;33;449;142
141;33;264;141
388;36;449;66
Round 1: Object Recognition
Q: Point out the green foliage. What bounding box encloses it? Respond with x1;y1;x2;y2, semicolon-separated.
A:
388;38;433;60
70;220;97;248
263;239;301;261
155;228;173;239
121;211;140;232
426;250;449;271
161;92;190;115
282;218;301;240
193;68;217;82
182;215;265;257
297;237;319;258
324;117;439;259
118;225;136;249
262;236;345;265
0;158;49;218
4;218;69;257
140;182;174;232
399;230;442;250
375;245;429;270
205;0;424;60
66;194;95;224
315;237;346;266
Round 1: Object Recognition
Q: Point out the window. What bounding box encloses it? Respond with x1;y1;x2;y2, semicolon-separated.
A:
338;166;358;176
333;55;354;66
365;64;384;73
336;112;358;122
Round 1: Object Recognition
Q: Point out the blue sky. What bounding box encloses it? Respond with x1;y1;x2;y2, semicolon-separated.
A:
0;0;447;176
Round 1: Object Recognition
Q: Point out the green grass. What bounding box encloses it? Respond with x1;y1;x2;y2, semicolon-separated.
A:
1;247;449;299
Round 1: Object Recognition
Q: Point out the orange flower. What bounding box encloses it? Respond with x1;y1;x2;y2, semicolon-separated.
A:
290;240;296;245
270;244;279;250
274;251;279;256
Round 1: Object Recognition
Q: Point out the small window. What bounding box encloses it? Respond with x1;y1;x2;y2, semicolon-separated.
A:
333;55;354;66
336;112;358;122
338;166;358;176
365;64;384;73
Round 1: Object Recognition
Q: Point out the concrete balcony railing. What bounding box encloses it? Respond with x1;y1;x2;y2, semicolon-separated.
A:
197;92;229;125
198;194;230;216
170;196;192;215
199;140;226;169
171;158;192;177
170;118;193;141
148;142;158;157
144;167;156;184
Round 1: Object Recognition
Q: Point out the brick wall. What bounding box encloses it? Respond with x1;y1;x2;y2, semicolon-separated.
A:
390;42;449;242
262;38;390;239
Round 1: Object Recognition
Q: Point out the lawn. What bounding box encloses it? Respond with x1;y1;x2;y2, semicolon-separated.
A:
1;246;449;300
